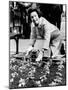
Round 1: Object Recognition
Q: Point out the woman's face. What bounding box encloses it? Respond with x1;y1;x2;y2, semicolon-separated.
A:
30;11;39;25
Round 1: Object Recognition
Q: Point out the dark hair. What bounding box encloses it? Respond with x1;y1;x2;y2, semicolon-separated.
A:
28;8;42;17
28;8;42;22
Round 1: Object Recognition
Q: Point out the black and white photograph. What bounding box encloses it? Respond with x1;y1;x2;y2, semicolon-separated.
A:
9;1;66;89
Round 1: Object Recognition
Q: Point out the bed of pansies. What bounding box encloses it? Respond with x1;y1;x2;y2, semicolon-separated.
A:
9;50;66;89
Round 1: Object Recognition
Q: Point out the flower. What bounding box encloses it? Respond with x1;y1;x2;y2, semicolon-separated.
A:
35;81;42;86
10;78;14;83
56;72;62;76
49;81;58;86
11;72;18;78
54;78;62;83
40;75;47;82
19;78;26;87
10;58;16;64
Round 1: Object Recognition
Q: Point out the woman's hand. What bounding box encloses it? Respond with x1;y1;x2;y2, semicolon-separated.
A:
36;50;43;62
26;46;34;56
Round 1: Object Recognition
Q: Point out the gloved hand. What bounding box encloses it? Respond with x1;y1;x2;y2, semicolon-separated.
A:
26;46;34;56
36;50;43;62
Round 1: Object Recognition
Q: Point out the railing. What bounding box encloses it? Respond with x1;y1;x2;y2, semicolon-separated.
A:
10;33;24;54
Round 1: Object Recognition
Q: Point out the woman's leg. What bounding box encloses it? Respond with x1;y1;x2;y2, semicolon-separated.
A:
50;30;62;58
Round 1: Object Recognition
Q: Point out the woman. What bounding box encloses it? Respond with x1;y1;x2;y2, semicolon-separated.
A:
26;9;62;61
